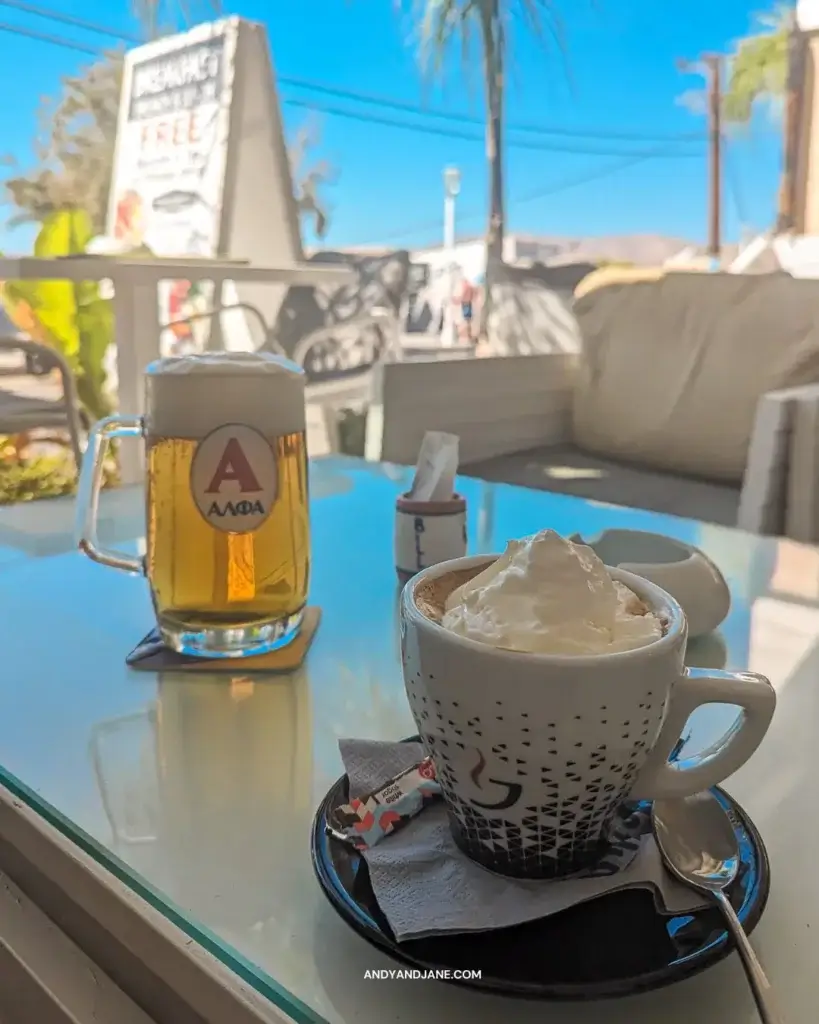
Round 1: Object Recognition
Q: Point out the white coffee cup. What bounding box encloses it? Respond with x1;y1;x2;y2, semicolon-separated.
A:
400;555;776;880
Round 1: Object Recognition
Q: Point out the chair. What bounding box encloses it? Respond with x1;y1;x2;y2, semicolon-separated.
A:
0;337;85;472
296;307;401;456
164;302;401;458
364;271;819;539
163;301;286;355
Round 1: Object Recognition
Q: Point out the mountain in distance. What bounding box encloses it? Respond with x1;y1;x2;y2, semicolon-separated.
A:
511;233;697;267
335;233;741;268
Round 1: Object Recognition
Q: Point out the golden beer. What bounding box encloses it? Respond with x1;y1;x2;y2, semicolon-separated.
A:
143;352;310;655
146;431;309;628
76;350;310;658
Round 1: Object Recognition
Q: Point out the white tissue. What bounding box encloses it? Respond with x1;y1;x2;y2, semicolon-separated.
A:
408;431;459;502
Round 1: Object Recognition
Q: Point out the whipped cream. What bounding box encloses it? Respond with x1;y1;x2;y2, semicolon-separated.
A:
441;530;662;655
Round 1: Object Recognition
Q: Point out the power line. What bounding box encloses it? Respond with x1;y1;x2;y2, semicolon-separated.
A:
0;15;707;158
0;0;705;148
0;0;138;44
281;75;705;145
283;96;705;157
364;144;700;246
0;18;101;55
514;147;696;206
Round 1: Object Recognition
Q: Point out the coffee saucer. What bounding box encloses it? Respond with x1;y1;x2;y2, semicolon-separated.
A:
311;745;770;1000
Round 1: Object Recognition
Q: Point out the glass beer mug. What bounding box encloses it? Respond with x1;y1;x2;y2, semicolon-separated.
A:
76;351;310;658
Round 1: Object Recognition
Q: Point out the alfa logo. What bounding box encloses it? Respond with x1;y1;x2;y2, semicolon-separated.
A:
205;437;263;494
190;423;278;533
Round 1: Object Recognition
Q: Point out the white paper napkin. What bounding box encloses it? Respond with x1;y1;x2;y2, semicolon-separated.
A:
339;739;709;943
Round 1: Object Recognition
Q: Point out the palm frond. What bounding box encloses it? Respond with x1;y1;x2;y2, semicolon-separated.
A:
723;5;793;124
516;0;566;54
393;0;586;113
417;0;480;78
515;0;572;91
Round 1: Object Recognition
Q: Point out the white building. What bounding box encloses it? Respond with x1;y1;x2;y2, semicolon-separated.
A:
405;234;566;336
412;234;565;281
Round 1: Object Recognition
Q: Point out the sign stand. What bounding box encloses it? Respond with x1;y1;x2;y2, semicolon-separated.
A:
218;21;305;345
107;17;304;358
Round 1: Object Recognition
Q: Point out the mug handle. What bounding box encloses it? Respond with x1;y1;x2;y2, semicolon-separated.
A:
629;668;776;800
75;414;145;574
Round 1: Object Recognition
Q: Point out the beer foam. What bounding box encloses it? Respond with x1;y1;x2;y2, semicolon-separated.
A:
145;351;306;439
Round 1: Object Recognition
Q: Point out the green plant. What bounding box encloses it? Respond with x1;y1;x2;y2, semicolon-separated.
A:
0;438;119;505
0;452;77;504
723;5;793;125
3;208;114;420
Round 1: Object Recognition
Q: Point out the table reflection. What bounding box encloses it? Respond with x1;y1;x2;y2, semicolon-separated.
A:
90;667;312;928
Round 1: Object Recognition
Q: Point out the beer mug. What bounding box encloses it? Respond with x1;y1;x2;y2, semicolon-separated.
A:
76;351;310;658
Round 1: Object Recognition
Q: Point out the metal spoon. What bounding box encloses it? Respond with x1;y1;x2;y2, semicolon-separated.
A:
652;792;782;1024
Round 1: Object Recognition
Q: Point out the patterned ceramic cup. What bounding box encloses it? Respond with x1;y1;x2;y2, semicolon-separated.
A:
400;555;776;880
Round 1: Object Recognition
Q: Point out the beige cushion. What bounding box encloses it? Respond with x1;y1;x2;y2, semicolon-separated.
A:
465;444;741;526
572;272;819;483
574;264;665;300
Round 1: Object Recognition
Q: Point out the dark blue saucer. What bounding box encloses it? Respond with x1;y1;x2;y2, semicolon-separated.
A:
311;742;770;1000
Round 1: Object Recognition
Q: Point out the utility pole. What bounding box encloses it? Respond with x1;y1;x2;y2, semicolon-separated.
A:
442;166;461;348
678;55;723;268
704;54;723;267
778;23;807;233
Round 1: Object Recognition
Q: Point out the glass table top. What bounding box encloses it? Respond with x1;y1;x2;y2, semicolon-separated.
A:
1;455;818;1024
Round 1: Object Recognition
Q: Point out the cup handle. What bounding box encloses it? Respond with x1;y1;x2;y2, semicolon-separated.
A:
75;415;145;574
629;668;776;800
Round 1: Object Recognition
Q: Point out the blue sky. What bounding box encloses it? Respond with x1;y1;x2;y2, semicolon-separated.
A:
0;0;783;252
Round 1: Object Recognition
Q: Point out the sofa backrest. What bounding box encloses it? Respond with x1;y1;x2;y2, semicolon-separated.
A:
572;272;819;484
366;353;576;467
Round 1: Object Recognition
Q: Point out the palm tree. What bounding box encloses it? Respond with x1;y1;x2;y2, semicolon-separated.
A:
722;5;795;125
404;0;567;339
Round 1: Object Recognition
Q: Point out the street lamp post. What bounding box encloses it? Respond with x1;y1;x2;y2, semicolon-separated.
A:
443;166;461;347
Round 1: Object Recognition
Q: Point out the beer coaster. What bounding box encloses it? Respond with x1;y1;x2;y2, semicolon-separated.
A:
125;606;321;672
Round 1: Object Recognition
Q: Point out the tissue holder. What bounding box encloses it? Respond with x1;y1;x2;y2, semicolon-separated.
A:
394;492;467;582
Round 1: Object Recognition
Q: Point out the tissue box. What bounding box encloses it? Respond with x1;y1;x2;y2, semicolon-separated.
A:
394;492;467;581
